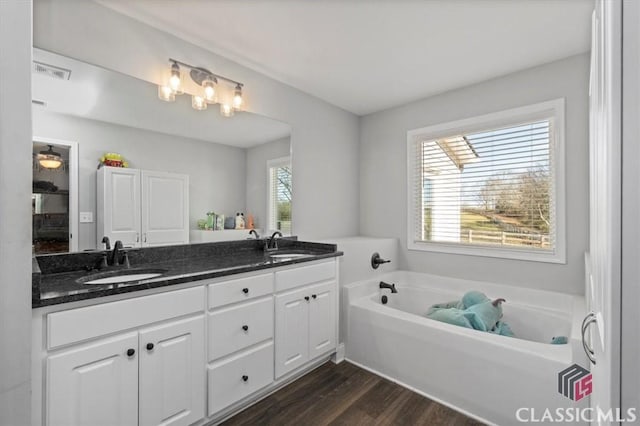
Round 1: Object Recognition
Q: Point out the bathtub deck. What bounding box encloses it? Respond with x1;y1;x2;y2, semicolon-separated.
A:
222;361;485;426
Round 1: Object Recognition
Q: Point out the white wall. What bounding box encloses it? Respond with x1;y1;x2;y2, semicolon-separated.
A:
33;108;247;250
0;1;32;425
34;0;360;240
359;54;590;295
245;136;291;233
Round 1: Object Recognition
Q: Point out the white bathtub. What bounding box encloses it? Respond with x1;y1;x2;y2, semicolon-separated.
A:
344;270;589;426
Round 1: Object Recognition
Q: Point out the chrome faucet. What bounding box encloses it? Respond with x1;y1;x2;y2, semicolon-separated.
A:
248;229;260;239
265;231;283;251
379;281;398;294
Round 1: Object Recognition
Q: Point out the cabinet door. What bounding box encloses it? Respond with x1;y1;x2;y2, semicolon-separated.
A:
308;281;337;359
138;315;205;426
141;170;189;247
47;332;138;426
275;287;309;379
99;167;141;247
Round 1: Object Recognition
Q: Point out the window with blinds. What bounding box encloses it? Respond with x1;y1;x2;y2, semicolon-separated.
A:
268;157;292;234
407;100;565;263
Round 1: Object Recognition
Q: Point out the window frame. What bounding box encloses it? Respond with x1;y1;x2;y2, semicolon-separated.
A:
406;99;566;264
266;156;292;235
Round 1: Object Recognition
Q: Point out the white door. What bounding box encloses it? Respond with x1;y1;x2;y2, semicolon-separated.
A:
46;332;138;426
275;287;310;378
138;315;205;426
308;281;336;360
586;1;621;423
99;167;141;247
141;170;189;247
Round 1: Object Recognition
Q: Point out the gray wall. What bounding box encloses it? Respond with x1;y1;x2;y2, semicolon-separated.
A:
245;137;291;233
33;109;247;250
0;1;32;425
359;54;590;295
622;0;640;415
34;0;360;240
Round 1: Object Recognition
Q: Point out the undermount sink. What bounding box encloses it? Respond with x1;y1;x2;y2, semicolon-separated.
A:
77;268;168;285
268;251;316;261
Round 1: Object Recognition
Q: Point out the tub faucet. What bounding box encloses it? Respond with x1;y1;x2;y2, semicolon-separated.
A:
379;281;398;294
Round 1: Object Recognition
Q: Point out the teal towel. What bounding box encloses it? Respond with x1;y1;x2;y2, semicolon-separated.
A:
551;336;568;344
426;291;514;338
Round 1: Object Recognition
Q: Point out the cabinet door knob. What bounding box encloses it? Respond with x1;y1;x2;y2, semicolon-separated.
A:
242;375;248;382
312;294;317;299
242;325;249;331
146;343;154;351
242;288;249;294
304;296;310;301
126;348;135;357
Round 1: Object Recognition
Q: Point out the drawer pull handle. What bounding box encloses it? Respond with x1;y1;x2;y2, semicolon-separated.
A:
242;325;249;331
146;343;154;351
242;375;249;382
242;288;249;294
304;296;310;301
312;294;317;299
126;348;135;357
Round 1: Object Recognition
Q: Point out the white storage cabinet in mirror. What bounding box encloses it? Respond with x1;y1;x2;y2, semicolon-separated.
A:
97;166;189;248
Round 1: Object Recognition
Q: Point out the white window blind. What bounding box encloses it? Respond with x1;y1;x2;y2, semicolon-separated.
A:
268;158;292;234
412;119;555;253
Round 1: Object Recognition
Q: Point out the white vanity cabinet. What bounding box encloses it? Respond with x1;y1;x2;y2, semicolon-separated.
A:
43;287;205;426
206;273;275;416
97;166;189;248
274;262;337;379
33;258;339;426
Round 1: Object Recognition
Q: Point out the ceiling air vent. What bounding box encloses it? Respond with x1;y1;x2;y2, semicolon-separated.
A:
33;61;71;80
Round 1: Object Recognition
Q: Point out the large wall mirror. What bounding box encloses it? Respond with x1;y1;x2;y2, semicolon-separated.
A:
32;48;292;253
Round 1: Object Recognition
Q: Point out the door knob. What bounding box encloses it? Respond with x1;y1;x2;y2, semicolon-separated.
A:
304;296;310;301
146;343;154;351
126;348;135;357
242;375;248;382
242;288;249;294
242;325;249;331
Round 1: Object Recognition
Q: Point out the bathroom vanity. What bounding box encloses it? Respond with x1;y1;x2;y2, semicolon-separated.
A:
31;239;341;426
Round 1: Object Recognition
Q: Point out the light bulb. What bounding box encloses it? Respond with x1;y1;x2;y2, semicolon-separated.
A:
158;85;175;102
233;84;243;109
203;79;216;103
220;103;234;117
169;62;182;93
192;95;207;110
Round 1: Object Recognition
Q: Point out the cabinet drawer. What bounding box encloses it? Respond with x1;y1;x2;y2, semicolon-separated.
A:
275;260;335;292
47;286;204;350
208;342;274;416
208;273;273;308
208;297;273;361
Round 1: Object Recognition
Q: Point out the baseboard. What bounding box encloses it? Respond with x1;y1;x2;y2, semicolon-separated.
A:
331;343;345;364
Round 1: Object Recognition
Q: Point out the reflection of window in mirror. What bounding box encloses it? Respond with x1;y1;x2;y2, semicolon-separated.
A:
267;157;292;235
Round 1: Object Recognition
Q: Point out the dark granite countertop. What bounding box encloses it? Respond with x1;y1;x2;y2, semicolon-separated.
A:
33;238;342;308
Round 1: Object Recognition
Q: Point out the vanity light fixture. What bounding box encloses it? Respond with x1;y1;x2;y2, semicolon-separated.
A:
37;145;63;169
158;58;245;117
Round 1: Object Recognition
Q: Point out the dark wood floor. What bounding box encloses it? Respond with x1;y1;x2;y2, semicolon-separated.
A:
222;361;485;426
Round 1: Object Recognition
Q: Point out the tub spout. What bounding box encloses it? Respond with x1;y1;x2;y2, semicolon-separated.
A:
379;281;398;293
